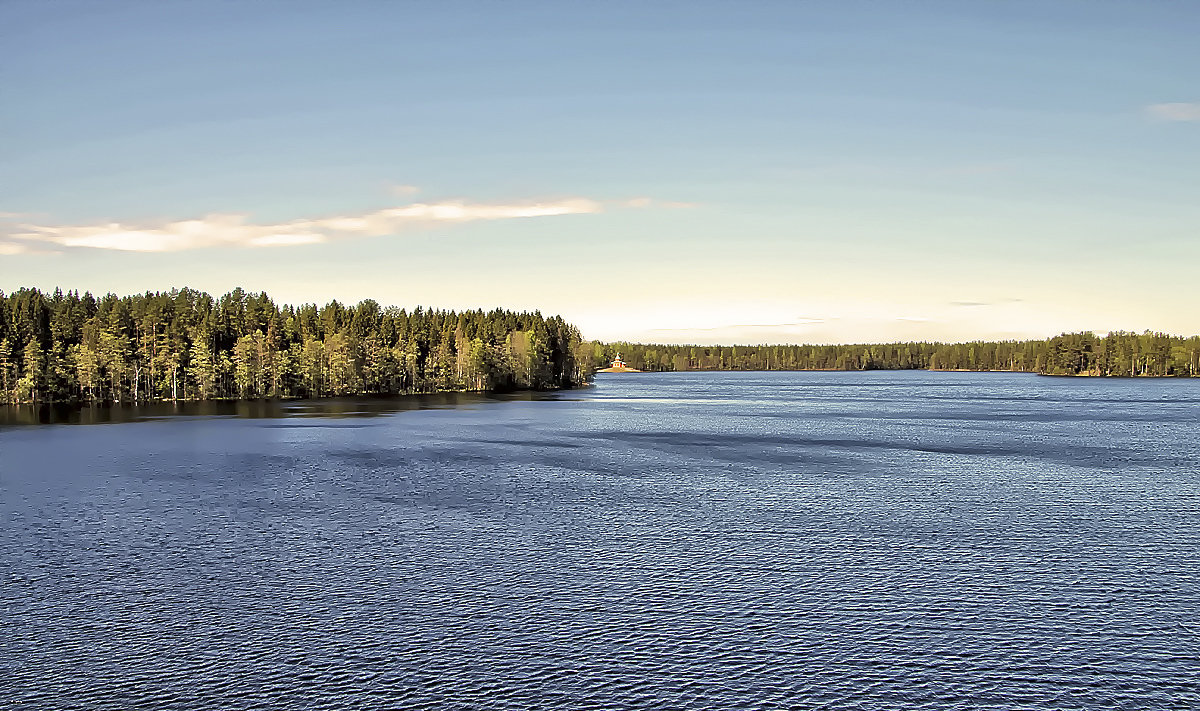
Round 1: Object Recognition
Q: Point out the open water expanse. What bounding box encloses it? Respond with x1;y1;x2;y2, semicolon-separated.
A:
2;370;1199;710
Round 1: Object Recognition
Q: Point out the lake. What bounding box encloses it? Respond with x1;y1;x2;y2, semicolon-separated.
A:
2;371;1199;709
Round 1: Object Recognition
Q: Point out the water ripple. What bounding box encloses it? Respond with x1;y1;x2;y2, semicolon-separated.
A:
2;371;1199;709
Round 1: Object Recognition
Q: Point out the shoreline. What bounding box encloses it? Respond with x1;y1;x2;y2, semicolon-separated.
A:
0;383;586;416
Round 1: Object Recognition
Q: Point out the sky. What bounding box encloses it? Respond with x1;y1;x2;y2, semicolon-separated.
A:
2;0;1198;345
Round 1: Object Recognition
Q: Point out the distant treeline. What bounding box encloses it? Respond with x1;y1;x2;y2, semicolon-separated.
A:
594;331;1200;377
0;288;587;404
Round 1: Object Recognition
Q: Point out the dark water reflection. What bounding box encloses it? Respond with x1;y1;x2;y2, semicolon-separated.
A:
2;371;1199;710
0;390;557;426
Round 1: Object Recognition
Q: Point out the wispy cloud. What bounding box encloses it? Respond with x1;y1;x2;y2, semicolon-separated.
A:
0;241;59;256
3;198;606;253
1146;102;1200;122
649;318;826;332
625;197;698;209
950;298;1024;308
0;242;33;256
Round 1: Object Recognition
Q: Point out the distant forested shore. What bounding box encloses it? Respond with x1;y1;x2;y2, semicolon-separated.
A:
0;288;587;405
593;331;1200;378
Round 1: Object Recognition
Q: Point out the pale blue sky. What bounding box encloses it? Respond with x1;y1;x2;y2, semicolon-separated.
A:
2;1;1198;343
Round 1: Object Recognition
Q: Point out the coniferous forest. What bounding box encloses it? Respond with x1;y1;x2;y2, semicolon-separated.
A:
0;287;588;405
593;331;1200;378
2;287;1198;405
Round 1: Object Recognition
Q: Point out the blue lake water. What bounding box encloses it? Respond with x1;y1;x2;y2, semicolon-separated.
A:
2;371;1199;709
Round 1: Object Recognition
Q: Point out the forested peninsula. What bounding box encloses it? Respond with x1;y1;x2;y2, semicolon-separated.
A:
0;288;588;405
592;332;1200;378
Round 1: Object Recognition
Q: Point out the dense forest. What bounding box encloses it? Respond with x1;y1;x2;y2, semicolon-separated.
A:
594;331;1200;378
0;287;588;405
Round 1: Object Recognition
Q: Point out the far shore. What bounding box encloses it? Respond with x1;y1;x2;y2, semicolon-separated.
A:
596;367;1187;378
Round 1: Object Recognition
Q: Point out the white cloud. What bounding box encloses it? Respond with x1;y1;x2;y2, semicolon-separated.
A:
0;240;59;256
246;233;326;247
5;198;605;253
1146;102;1200;121
0;242;31;255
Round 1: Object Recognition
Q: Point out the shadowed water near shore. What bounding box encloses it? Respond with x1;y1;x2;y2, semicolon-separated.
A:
3;371;1199;710
0;390;565;427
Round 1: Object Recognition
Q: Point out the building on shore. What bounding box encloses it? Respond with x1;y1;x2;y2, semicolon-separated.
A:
598;352;641;373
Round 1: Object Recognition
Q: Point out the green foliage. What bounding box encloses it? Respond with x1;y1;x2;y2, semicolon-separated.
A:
3;286;1193;404
590;332;1200;378
0;287;587;404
